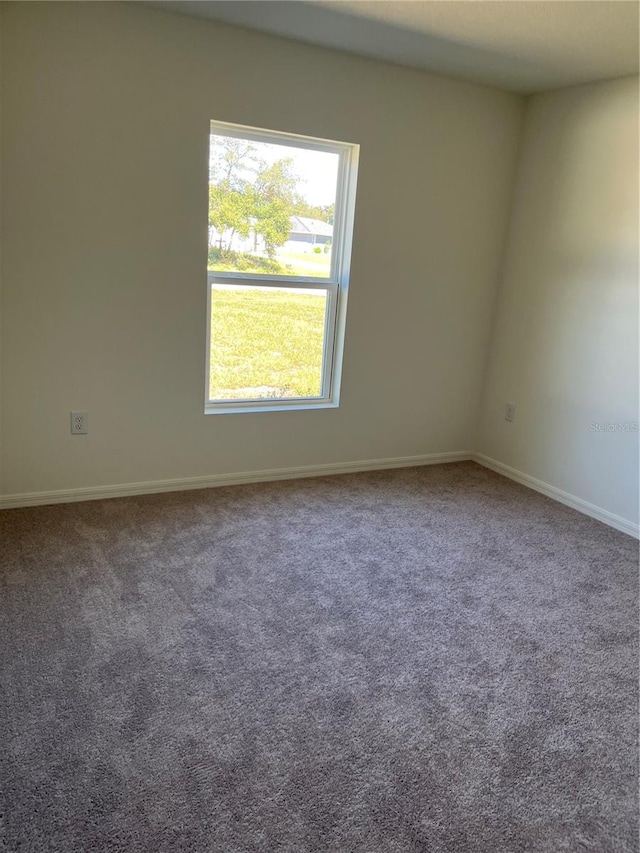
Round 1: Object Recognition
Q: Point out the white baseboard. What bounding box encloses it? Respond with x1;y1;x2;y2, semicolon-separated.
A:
0;451;471;510
3;451;637;539
472;452;639;539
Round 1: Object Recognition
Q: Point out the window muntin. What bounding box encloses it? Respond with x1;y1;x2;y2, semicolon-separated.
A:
206;120;358;414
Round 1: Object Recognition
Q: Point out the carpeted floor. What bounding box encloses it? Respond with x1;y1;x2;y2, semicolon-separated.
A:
0;461;637;852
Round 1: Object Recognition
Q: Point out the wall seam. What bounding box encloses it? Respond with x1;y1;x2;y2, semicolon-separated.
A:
470;92;531;454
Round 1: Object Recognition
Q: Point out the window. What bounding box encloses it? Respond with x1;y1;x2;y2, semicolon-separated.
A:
206;120;359;413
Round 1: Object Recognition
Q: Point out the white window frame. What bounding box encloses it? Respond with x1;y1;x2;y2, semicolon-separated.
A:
205;120;359;415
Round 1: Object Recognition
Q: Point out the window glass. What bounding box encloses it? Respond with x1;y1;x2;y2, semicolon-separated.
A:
210;284;328;401
208;134;339;279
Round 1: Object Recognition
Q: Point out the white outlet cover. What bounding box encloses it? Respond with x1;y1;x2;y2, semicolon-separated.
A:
70;411;88;434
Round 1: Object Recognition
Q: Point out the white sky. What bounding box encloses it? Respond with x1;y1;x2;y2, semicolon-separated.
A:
262;142;339;207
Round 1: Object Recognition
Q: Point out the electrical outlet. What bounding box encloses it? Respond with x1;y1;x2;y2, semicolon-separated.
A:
70;411;88;435
504;402;517;423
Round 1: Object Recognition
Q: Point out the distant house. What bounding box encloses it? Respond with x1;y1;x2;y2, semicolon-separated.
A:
287;215;333;249
210;214;333;256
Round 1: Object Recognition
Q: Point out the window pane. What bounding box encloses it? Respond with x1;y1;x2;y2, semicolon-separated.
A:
209;285;328;401
208;132;339;278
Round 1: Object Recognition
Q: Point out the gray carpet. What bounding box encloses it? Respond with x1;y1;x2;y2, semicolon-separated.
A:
0;462;637;852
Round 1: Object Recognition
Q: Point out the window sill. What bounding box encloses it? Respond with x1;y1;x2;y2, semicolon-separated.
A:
205;399;339;415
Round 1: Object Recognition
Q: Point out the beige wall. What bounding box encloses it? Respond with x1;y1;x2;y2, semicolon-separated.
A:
0;2;522;496
0;5;3;493
477;77;639;526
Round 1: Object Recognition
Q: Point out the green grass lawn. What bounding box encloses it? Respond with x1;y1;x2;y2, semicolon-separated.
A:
274;249;331;277
209;286;327;400
209;247;331;278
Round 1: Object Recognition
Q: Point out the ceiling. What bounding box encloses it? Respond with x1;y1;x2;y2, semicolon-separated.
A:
147;0;639;93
